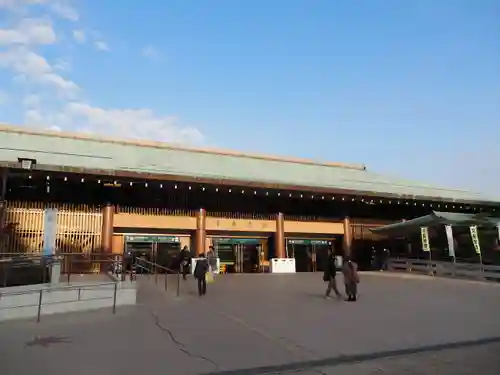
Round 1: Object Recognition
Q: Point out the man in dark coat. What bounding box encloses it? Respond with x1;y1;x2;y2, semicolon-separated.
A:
193;254;209;296
179;246;191;280
324;251;342;299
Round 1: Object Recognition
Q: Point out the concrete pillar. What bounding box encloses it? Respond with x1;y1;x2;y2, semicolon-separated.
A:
274;213;285;258
101;204;114;253
343;217;352;258
195;208;207;255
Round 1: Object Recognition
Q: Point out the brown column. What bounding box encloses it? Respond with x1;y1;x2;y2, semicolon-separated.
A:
195;208;207;256
343;217;352;258
0;169;7;235
275;212;285;258
101;204;114;253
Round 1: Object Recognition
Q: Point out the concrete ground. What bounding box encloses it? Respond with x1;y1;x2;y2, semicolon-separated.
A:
1;272;500;375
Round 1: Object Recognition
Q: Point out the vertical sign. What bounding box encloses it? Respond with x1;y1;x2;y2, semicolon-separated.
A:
43;208;58;256
497;223;500;244
445;225;455;257
420;227;430;252
469;225;481;255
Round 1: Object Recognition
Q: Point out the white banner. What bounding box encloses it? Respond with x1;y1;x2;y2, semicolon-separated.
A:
420;227;430;252
445;225;455;257
469;225;481;255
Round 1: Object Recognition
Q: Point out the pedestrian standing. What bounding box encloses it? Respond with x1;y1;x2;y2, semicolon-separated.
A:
342;257;360;302
194;254;209;296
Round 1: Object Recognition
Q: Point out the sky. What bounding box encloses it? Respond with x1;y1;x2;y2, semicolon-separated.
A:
0;0;499;196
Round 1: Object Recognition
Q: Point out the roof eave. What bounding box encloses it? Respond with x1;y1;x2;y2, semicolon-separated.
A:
2;161;499;206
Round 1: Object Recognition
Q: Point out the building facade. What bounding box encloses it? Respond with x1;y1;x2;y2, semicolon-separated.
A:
1;125;499;271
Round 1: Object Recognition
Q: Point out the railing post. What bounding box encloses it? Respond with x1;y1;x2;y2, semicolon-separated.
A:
164;271;168;291
66;256;71;284
176;270;180;297
3;262;8;287
37;290;43;323
112;282;117;315
154;263;158;284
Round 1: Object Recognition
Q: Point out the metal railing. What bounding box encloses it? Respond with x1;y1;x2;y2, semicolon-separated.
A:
133;257;181;297
0;281;119;323
0;252;125;287
387;258;500;282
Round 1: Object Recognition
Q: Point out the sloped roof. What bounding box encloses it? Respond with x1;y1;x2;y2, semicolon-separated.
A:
370;211;500;236
0;125;499;204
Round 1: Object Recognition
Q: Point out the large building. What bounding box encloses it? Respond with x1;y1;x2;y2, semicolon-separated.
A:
1;125;499;271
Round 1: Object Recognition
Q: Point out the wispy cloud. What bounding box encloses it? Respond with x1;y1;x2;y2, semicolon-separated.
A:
94;40;109;52
0;0;204;144
72;29;85;43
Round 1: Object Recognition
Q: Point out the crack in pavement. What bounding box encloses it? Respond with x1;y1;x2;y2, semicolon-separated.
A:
216;310;328;375
151;311;220;372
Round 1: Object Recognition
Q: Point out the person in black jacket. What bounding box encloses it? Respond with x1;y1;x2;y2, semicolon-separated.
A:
323;251;342;299
194;254;209;296
179;246;191;280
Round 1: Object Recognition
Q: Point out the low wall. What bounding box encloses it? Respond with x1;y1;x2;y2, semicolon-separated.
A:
0;280;137;322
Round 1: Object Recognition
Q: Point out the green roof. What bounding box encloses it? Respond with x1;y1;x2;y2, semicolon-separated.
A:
1;125;499;205
371;211;500;236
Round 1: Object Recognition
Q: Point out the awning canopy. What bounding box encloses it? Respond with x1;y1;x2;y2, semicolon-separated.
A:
370;211;500;237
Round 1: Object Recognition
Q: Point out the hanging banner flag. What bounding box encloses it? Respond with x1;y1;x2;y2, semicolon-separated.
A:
497;223;500;243
469;225;481;255
420;227;430;252
445;225;455;257
42;208;58;257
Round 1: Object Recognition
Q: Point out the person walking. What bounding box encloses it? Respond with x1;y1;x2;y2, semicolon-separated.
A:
323;251;342;299
342;257;360;302
207;246;218;277
179;245;191;280
193;254;209;297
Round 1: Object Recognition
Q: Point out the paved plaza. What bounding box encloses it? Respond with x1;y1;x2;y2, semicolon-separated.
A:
1;272;500;374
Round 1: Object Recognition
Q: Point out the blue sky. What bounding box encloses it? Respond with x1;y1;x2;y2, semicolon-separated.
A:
0;0;499;196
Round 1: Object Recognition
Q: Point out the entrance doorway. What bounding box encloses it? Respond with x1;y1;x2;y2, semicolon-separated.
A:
286;239;333;272
123;235;182;273
213;238;264;273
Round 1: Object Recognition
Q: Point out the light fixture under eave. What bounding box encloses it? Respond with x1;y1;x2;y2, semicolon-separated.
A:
144;183;148;188
160;184;163;188
202;187;205;191
254;191;257;195
174;184;177;189
266;192;269;196
64;177;67;181
98;179;101;184
321;196;324;200
289;193;292;197
215;188;219;192
277;192;280;196
228;188;231;193
241;190;244;194
188;186;192;190
300;194;303;198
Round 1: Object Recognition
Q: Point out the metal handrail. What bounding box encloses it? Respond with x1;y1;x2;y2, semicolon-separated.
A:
134;257;181;297
0;281;119;322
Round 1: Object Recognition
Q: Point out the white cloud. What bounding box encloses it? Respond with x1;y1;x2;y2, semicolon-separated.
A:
48;1;78;21
72;29;85;43
0;48;79;94
0;0;205;145
53;57;71;71
0;18;56;45
94;41;109;51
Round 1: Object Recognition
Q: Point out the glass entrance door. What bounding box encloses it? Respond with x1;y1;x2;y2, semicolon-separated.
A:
125;242;153;273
